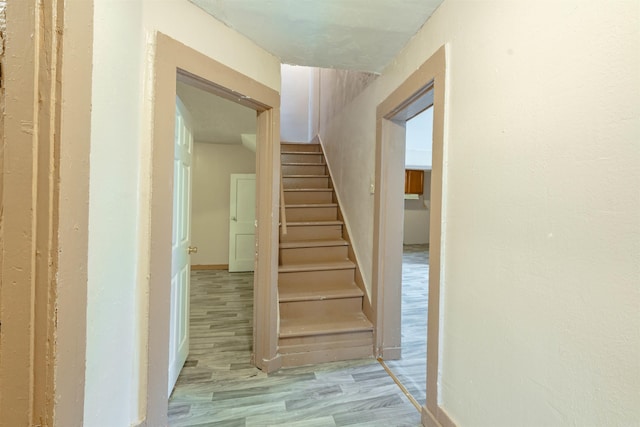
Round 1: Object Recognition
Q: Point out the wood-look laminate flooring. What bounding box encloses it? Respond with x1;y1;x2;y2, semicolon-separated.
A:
169;246;428;426
385;244;429;406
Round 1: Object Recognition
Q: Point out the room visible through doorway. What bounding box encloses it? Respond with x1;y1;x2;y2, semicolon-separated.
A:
168;76;258;399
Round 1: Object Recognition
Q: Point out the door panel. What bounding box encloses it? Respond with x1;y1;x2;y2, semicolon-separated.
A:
229;174;256;272
168;96;193;395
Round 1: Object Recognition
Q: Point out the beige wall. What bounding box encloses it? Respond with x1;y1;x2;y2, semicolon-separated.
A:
191;142;256;266
85;1;280;425
281;64;313;142
319;1;640;425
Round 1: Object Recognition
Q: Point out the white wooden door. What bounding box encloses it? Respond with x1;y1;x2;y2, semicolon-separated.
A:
228;174;256;272
168;97;193;395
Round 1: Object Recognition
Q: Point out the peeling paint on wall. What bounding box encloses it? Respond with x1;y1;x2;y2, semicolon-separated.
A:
319;68;378;125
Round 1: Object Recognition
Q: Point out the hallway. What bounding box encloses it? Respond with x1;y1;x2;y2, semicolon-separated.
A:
168;246;429;426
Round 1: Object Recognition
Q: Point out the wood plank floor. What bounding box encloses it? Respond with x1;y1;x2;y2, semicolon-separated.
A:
169;245;429;426
385;244;429;406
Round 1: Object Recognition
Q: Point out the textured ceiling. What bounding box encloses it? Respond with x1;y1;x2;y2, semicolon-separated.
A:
189;0;444;73
177;81;256;144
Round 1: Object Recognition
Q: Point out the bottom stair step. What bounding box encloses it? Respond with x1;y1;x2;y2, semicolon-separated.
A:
279;312;373;338
278;313;374;367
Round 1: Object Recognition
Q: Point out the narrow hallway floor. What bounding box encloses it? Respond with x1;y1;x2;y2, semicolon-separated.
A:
168;267;422;426
385;244;429;406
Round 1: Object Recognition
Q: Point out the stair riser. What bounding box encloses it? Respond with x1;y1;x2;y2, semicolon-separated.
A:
281;153;324;163
280;224;343;241
284;191;333;204
279;245;348;264
285;206;338;222
282;164;326;175
278;268;355;288
280;297;363;319
283;177;329;189
280;345;373;367
279;330;373;348
281;144;321;152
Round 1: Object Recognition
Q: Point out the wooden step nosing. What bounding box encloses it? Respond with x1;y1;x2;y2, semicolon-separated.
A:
282;162;326;166
279;239;348;249
283;175;330;178
284;220;343;226
278;341;373;354
279;291;363;303
279;325;373;339
281;151;323;155
278;261;355;273
284;188;333;192
285;203;338;208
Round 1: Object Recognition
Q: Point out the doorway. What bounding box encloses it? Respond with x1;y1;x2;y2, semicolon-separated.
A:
372;46;450;426
168;78;259;396
383;103;434;407
145;33;281;426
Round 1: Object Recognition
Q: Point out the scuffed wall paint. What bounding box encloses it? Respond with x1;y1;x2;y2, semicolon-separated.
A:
319;68;377;129
314;68;378;286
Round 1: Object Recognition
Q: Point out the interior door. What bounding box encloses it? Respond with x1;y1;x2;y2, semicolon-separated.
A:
228;174;256;272
168;96;193;395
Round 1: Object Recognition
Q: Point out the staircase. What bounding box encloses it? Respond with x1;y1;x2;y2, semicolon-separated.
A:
278;142;374;367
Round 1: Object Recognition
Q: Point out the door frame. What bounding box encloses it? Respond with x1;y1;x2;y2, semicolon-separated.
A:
146;33;281;425
372;46;454;427
0;1;93;425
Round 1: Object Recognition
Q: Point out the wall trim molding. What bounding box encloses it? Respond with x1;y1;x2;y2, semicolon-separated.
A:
422;405;457;427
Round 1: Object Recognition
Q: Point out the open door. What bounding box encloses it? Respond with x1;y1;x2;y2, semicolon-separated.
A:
168;96;193;394
228;173;256;272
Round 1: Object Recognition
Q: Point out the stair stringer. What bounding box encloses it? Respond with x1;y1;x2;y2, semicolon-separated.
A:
314;135;374;324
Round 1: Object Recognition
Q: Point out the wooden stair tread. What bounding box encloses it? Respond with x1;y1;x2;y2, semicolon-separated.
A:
284;220;343;227
280;312;373;338
281;151;322;155
284;188;333;192
279;281;362;302
279;239;347;249
282;162;325;166
283;174;329;178
285;203;337;208
279;260;354;273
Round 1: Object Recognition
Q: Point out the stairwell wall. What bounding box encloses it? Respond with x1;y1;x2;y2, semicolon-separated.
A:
281;64;314;142
318;1;639;425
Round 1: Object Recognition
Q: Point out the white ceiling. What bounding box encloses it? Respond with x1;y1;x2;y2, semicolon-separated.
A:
188;0;444;73
176;81;256;144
